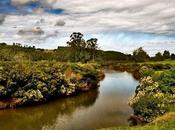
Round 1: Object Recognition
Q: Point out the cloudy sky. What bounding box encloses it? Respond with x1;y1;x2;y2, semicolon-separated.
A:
0;0;175;55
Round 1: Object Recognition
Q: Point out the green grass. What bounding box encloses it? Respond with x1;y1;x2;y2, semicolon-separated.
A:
99;62;175;130
98;112;175;130
103;60;175;67
143;60;175;66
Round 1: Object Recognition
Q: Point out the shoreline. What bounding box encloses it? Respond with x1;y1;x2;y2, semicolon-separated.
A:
0;61;104;109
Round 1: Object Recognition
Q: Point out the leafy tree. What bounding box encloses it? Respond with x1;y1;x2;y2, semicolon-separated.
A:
87;38;98;61
133;47;149;62
67;32;86;62
66;32;98;62
171;53;175;60
67;32;84;48
163;50;170;59
154;52;164;61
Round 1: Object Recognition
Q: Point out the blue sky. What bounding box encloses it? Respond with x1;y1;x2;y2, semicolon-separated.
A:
0;0;175;55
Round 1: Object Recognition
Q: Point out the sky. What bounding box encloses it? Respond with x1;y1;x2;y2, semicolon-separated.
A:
0;0;175;55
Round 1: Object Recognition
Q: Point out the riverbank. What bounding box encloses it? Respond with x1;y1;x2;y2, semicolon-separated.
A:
0;69;139;130
0;61;104;109
102;60;173;80
98;112;175;130
99;60;175;130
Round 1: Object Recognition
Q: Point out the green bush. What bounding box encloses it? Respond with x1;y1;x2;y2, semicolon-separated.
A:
158;69;175;93
132;94;168;122
0;61;103;106
130;69;175;122
139;66;154;77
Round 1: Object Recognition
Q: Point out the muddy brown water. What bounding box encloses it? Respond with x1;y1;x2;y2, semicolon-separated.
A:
0;70;139;130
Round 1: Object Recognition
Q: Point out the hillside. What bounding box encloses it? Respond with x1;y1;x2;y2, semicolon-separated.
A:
0;43;129;62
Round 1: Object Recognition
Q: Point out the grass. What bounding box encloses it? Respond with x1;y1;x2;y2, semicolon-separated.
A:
99;61;175;130
103;60;175;68
98;112;175;130
142;60;175;66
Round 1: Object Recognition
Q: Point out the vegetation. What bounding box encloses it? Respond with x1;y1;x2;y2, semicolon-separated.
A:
99;62;175;130
128;65;175;122
0;61;103;109
133;47;150;62
0;33;174;63
66;32;98;62
0;32;175;129
98;112;175;130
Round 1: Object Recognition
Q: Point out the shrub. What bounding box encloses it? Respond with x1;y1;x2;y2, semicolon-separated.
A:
139;66;154;77
0;61;103;107
131;94;168;122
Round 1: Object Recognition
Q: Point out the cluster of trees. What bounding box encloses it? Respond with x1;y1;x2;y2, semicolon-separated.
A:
66;32;98;62
132;47;175;62
0;43;53;61
154;50;175;61
0;32;99;62
0;32;175;63
133;47;150;62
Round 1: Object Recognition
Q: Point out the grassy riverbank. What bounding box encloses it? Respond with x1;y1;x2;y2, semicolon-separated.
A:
99;60;175;130
0;61;104;109
99;112;175;130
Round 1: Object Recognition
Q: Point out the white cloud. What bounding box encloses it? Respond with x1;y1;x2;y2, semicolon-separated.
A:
18;27;44;36
1;0;175;54
5;0;175;35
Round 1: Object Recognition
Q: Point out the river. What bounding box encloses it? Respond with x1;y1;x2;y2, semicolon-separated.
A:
0;70;139;130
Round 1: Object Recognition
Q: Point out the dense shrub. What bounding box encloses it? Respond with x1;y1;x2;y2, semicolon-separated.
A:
159;69;175;93
129;69;175;122
139;66;154;77
0;61;103;107
131;94;167;122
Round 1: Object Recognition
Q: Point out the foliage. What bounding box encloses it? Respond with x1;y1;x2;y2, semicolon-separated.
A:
0;61;103;107
129;68;175;122
171;53;175;60
66;32;98;62
159;69;175;93
0;42;131;63
133;47;150;62
154;52;164;61
163;50;170;59
139;66;154;77
0;41;174;63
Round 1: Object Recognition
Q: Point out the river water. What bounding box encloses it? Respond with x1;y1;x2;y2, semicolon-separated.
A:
0;70;139;130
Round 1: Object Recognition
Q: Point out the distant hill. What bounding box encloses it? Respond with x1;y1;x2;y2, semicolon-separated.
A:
52;46;132;62
0;43;131;62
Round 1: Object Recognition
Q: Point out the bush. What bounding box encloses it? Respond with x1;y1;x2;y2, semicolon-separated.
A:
131;94;168;122
0;61;103;107
139;66;154;77
159;69;175;93
129;72;175;122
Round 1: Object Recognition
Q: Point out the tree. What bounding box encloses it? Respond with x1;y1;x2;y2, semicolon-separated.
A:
171;53;175;60
87;38;98;61
133;47;149;62
66;32;99;62
163;50;170;59
67;32;84;48
66;32;86;62
0;43;7;46
154;52;164;61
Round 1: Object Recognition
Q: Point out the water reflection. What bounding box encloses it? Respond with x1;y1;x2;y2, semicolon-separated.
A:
0;71;139;130
0;89;99;130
